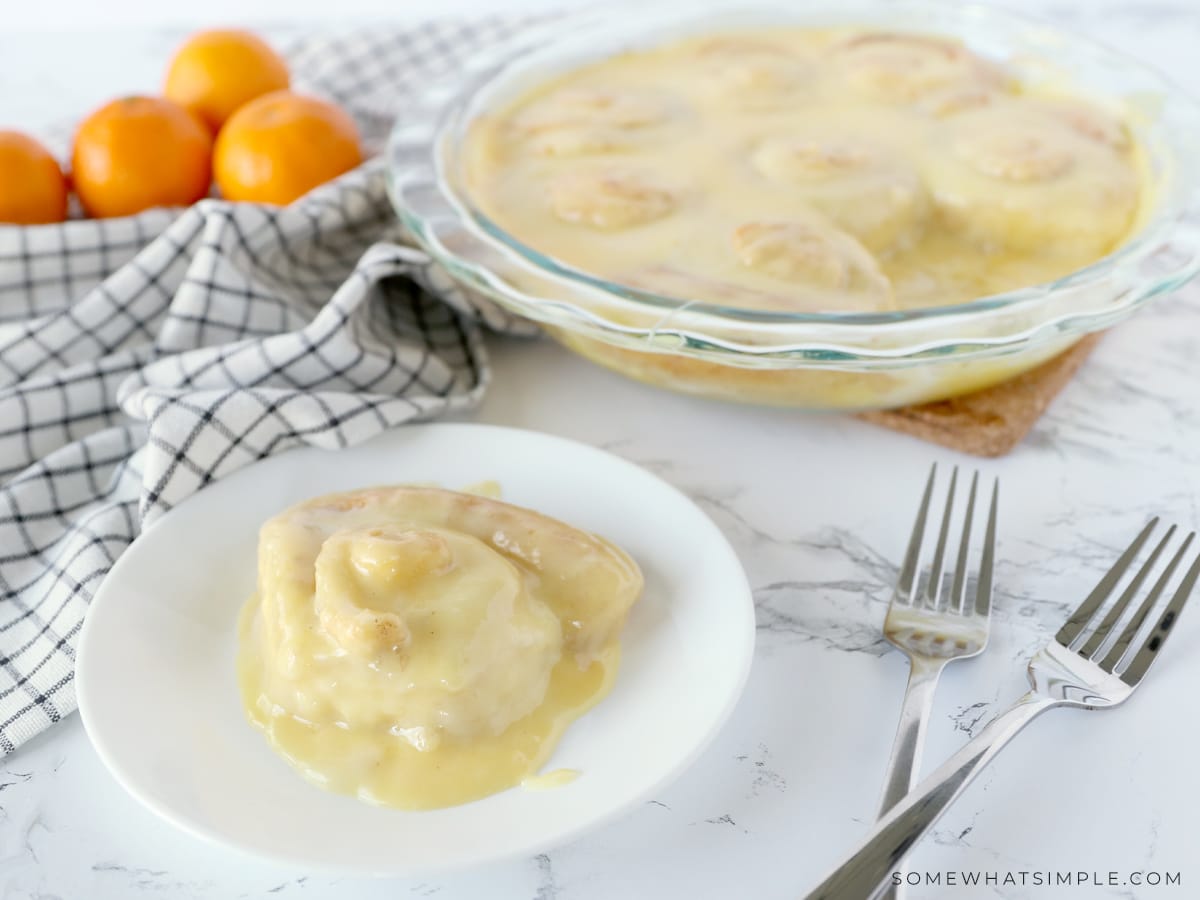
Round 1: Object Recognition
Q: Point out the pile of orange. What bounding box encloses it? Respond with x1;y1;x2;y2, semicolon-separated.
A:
0;30;363;225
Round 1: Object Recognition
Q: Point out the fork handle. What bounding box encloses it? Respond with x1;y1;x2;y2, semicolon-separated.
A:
875;656;945;900
878;656;944;818
804;692;1060;900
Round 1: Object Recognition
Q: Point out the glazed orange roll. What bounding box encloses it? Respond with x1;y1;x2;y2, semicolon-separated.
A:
239;485;642;808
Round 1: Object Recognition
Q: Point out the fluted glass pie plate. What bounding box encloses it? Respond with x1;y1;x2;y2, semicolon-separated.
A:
388;0;1200;410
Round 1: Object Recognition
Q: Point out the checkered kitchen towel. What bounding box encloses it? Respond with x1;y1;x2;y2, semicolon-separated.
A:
0;18;545;754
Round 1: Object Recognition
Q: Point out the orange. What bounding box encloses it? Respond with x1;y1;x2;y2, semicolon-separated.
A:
164;29;290;133
0;131;69;225
214;91;363;205
71;96;213;218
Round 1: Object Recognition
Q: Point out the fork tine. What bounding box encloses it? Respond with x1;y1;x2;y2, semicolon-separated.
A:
895;464;937;606
1101;533;1194;673
949;471;979;613
1118;539;1200;686
1078;525;1176;659
974;479;999;619
1056;518;1159;649
923;467;958;609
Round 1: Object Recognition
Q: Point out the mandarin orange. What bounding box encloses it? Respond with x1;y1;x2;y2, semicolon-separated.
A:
164;29;290;133
213;91;363;205
71;96;213;218
0;131;69;224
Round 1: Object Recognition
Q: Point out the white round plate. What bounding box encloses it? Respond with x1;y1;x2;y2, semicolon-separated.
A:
77;423;755;875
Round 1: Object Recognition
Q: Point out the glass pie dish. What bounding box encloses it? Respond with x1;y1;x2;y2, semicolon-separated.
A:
388;0;1200;410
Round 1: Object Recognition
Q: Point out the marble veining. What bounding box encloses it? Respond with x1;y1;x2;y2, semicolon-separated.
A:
3;1;1200;898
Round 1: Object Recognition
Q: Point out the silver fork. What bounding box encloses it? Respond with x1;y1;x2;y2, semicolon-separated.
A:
807;518;1200;900
876;465;998;900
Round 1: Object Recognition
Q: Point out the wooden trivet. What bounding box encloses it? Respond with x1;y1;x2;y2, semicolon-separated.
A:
858;334;1102;457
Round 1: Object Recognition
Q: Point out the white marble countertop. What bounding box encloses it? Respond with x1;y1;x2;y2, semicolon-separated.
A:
4;2;1200;898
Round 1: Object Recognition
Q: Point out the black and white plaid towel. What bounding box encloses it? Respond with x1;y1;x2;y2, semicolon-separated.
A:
0;18;545;754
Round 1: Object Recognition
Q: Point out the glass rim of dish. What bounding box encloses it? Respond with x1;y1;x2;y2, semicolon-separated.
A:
389;0;1200;361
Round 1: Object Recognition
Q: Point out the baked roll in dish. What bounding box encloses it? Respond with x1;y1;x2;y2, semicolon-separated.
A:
618;212;895;313
695;36;818;110
749;124;931;253
827;31;1009;103
927;101;1140;255
549;167;680;229
238;485;643;809
511;87;683;158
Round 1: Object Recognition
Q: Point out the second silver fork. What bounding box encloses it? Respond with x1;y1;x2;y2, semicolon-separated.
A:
877;464;998;899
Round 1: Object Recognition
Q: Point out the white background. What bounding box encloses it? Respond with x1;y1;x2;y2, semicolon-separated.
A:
4;0;566;29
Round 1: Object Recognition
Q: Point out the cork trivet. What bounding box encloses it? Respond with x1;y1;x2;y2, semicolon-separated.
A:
858;334;1102;457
